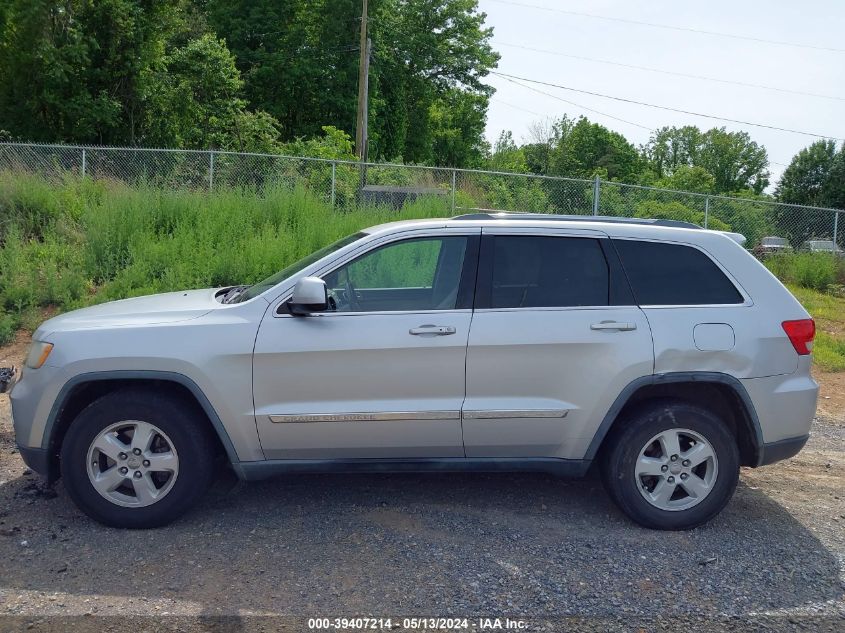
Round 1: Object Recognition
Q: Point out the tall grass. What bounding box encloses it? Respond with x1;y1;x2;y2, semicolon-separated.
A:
0;171;449;344
764;252;845;293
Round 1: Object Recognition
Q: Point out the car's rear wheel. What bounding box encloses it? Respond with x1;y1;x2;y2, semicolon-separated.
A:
60;388;215;528
601;400;739;530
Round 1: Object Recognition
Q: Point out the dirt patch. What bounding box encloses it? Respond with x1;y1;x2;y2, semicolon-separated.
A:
816;371;845;421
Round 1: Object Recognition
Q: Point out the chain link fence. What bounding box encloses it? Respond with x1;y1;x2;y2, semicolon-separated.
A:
1;142;842;251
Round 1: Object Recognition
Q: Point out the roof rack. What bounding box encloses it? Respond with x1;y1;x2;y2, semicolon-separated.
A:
452;211;702;230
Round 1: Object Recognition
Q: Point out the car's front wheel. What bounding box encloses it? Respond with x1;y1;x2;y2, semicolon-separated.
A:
60;387;215;528
601;400;739;530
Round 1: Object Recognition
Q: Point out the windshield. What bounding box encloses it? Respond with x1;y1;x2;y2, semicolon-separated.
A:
235;232;367;302
763;237;787;245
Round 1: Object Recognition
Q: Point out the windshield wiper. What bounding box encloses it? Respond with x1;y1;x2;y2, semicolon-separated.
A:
221;285;250;304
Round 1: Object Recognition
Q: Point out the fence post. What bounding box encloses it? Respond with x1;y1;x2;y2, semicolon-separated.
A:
451;169;457;213
208;151;215;189
834;210;840;250
704;196;710;229
331;161;337;209
81;148;87;179
592;176;600;215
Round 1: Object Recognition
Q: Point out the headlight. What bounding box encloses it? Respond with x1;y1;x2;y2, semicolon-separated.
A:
25;341;54;369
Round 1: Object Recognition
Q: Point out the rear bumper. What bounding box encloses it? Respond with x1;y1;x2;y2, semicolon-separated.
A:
741;360;818;454
758;434;809;466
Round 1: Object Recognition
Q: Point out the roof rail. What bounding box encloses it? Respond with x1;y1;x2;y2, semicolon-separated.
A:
451;211;702;230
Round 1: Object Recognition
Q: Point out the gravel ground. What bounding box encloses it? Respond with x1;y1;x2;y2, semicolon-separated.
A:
0;336;843;632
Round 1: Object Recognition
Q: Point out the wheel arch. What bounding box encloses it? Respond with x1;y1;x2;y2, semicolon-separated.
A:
42;371;241;482
587;372;764;468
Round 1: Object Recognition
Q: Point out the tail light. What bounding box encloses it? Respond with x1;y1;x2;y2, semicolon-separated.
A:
782;319;815;355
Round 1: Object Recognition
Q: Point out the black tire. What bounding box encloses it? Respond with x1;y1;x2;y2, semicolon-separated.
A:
601;399;739;530
60;387;216;528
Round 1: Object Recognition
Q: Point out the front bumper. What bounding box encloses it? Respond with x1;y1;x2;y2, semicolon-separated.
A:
17;445;54;479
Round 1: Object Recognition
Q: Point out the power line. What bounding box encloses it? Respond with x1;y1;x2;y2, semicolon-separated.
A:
493;75;654;131
496;42;845;102
485;0;845;53
492;98;544;117
491;71;845;141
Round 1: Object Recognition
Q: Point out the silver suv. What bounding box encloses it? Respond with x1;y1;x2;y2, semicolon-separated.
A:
8;213;819;530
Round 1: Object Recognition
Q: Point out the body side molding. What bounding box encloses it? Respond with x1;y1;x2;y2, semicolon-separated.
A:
269;411;460;423
462;409;569;420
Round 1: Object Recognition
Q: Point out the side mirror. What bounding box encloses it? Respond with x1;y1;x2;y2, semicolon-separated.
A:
288;277;328;315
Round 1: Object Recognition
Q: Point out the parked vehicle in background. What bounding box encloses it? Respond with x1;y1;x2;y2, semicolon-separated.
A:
8;213;818;531
801;240;843;255
754;236;793;258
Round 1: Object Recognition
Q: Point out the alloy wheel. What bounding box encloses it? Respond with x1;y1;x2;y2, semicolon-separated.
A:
635;428;719;512
86;420;179;507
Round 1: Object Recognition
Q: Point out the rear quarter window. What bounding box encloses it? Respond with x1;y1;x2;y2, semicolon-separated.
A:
614;239;744;306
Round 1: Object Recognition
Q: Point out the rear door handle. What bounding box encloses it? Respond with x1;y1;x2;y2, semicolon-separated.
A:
591;321;637;331
409;325;457;336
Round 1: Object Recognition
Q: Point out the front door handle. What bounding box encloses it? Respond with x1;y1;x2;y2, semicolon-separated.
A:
409;325;457;336
591;321;637;332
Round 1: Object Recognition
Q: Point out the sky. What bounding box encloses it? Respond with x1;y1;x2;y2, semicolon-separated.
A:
476;0;845;188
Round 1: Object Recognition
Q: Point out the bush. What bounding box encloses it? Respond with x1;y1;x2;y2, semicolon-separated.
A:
765;253;843;293
0;311;16;346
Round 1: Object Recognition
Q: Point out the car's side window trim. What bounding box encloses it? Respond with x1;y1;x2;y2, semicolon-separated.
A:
600;238;637;307
273;231;481;317
455;233;481;310
475;234;495;310
474;233;622;311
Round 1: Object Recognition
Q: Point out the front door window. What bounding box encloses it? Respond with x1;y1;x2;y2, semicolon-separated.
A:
322;236;468;312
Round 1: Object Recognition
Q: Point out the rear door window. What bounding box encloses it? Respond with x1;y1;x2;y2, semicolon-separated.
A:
614;240;743;305
484;235;610;308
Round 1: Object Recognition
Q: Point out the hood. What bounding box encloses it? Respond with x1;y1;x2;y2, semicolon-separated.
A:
35;288;222;338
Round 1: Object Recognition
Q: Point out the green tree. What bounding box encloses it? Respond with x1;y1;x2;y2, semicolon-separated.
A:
821;148;845;211
642;125;702;178
521;118;562;175
206;0;499;165
281;126;356;161
548;116;642;181
773;141;844;246
0;0;187;144
204;0;359;142
775;140;838;207
656;165;716;194
644;126;769;194
488;131;527;173
141;33;281;151
429;89;489;167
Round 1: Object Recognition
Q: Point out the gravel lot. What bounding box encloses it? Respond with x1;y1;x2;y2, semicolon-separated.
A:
1;335;843;632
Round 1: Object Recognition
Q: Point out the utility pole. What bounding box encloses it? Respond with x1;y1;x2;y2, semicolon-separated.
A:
355;0;370;161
